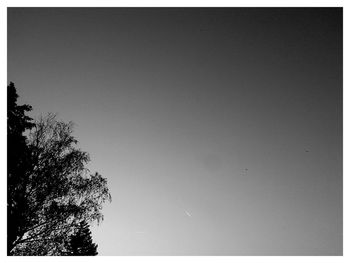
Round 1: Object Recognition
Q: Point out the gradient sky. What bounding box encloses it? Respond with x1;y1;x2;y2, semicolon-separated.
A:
8;8;342;255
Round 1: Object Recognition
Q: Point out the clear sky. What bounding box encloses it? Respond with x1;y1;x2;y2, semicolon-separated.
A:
8;8;342;255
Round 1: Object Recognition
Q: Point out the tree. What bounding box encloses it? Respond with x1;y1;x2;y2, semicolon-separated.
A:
11;114;111;255
7;84;111;255
7;82;35;255
65;221;98;256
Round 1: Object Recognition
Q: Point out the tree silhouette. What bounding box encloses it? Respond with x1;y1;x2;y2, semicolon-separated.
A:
7;82;35;255
7;83;111;255
65;221;98;256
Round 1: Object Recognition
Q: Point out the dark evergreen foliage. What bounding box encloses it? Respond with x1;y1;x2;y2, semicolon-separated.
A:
7;83;111;255
65;221;98;256
7;82;35;255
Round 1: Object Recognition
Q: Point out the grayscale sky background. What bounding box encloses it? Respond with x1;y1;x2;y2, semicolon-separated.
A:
8;8;342;255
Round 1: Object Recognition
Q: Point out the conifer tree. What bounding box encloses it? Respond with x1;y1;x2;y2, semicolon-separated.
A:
66;221;98;256
7;82;35;255
7;83;111;255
